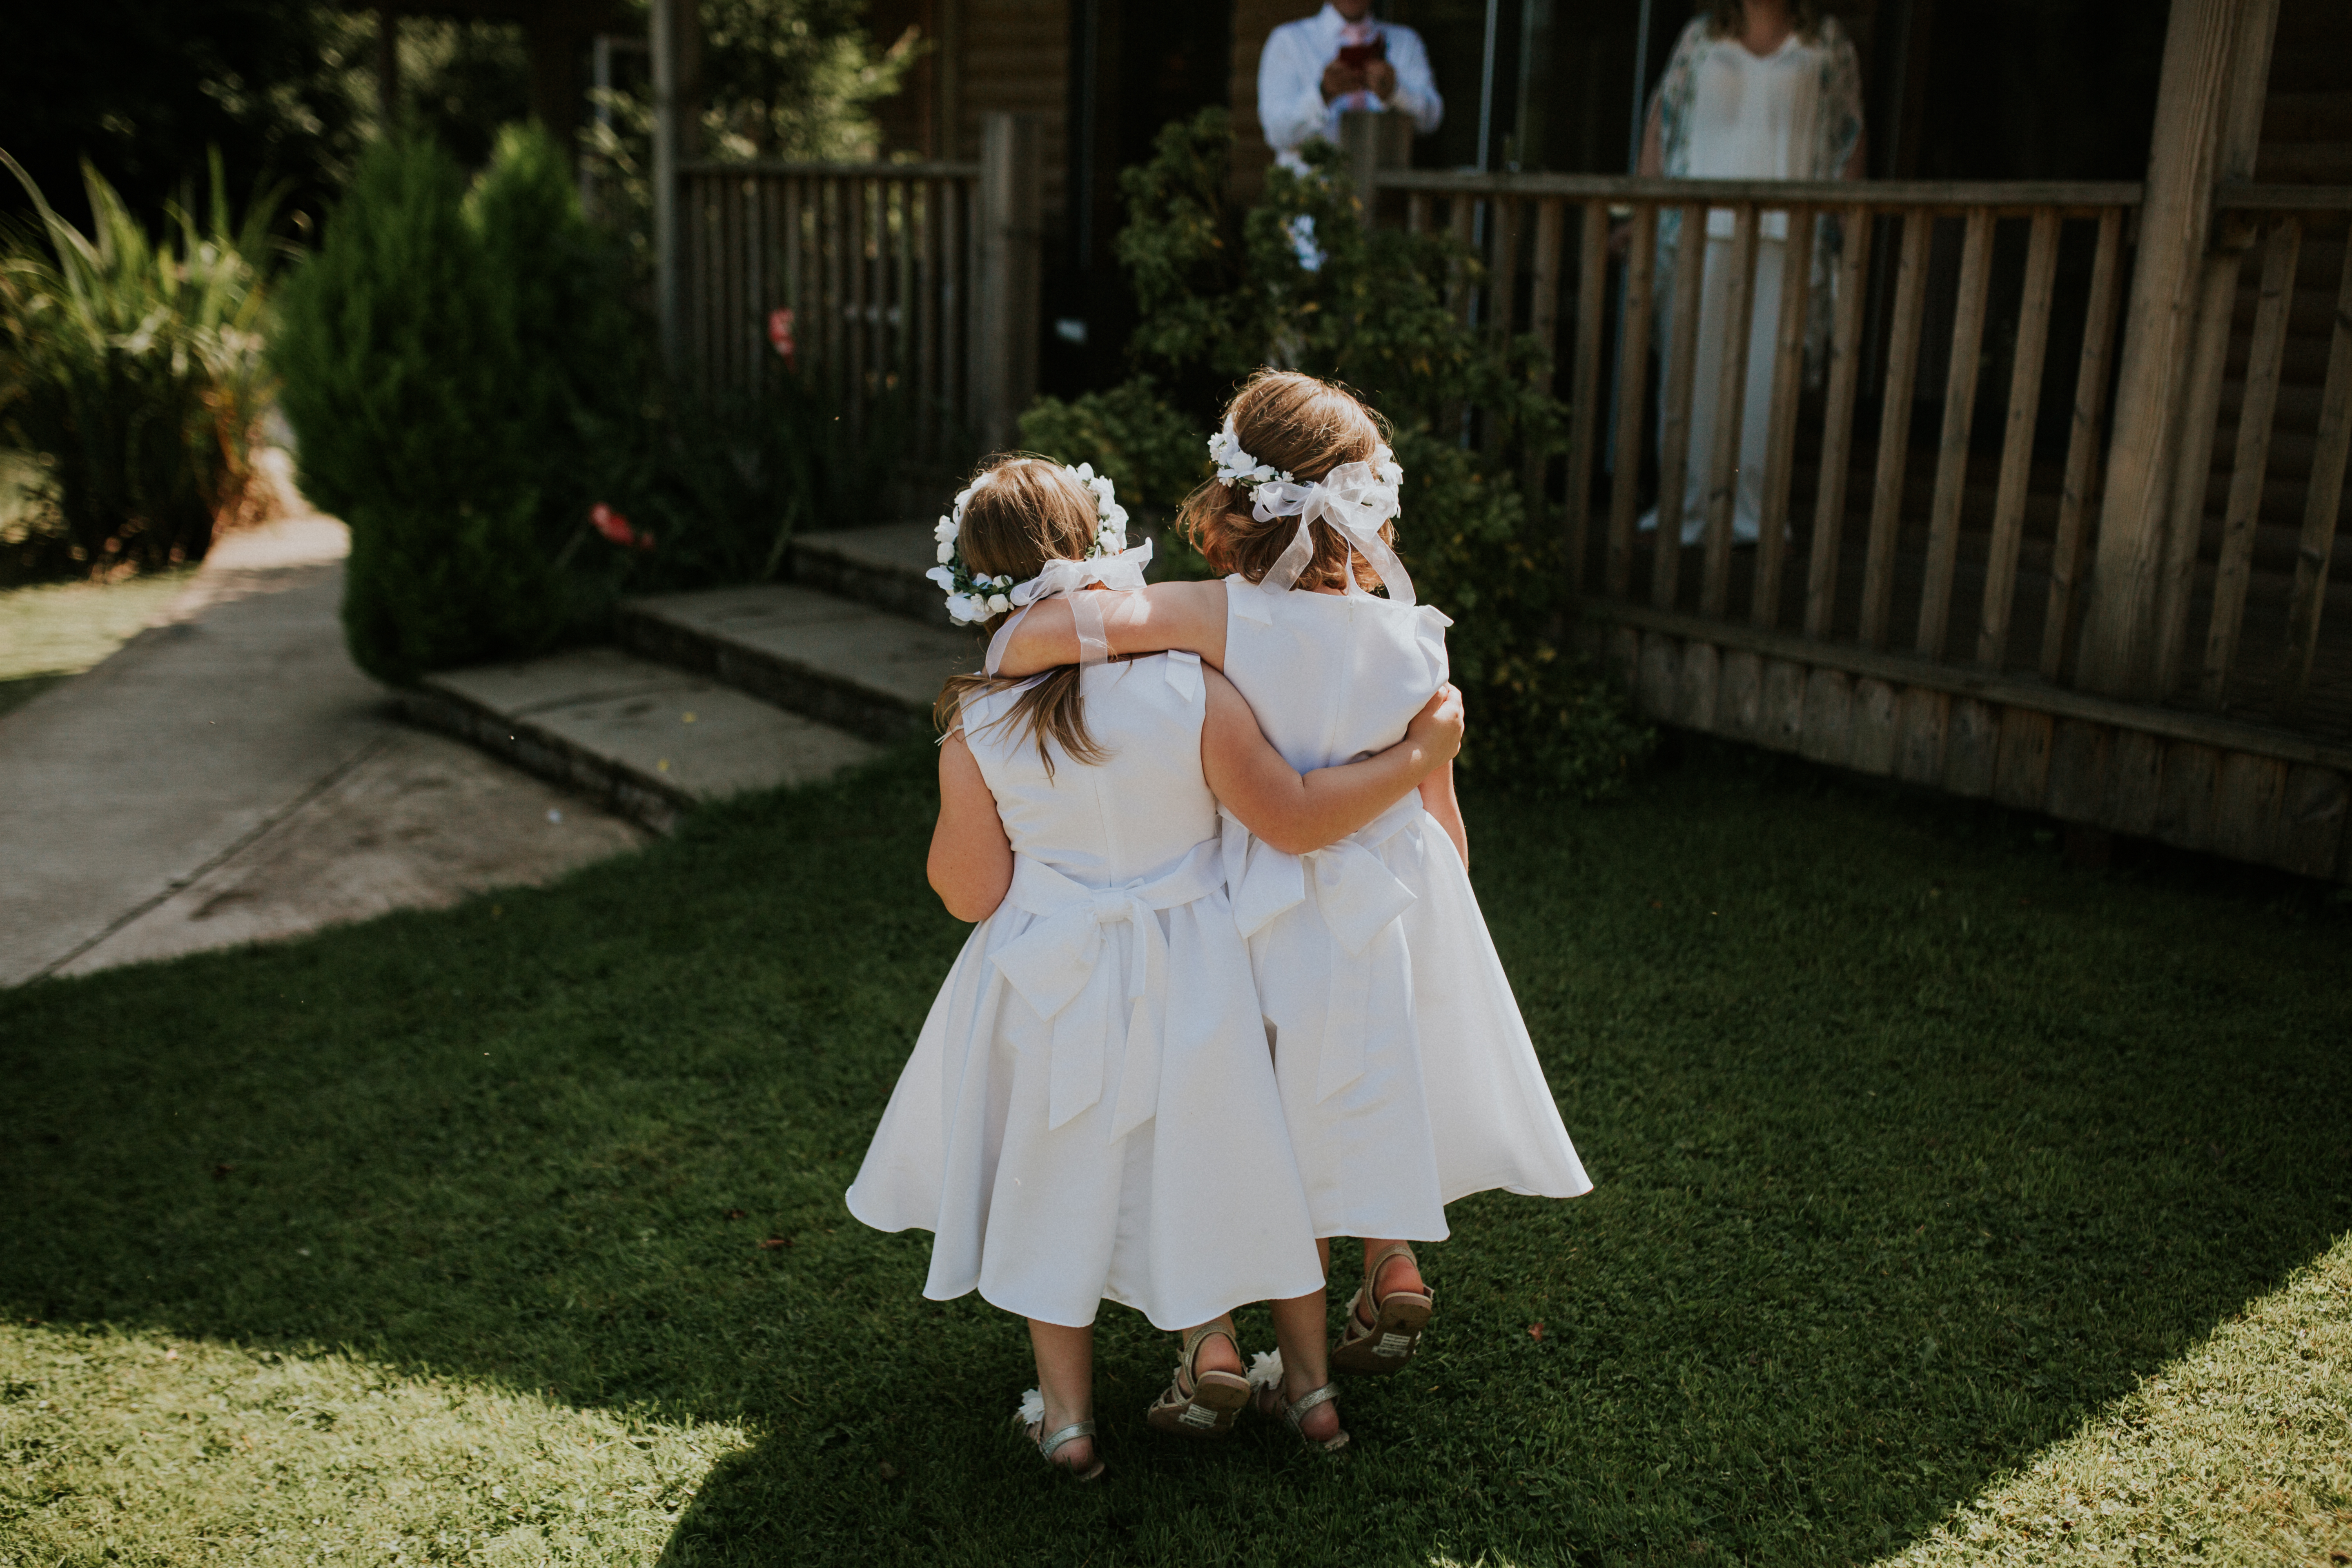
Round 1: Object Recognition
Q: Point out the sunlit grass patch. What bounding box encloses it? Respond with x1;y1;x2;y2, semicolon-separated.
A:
0;1324;753;1566
1884;1231;2352;1566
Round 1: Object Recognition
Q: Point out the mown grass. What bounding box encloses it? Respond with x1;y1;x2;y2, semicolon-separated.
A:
2;742;2349;1566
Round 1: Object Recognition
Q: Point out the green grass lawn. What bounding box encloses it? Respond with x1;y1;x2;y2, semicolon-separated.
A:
3;744;2349;1566
0;566;199;716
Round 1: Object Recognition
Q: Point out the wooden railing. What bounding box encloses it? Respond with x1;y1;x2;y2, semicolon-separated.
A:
677;114;1044;461
1368;167;2352;879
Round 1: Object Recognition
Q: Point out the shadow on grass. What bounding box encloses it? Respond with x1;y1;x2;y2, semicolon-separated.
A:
2;742;2348;1566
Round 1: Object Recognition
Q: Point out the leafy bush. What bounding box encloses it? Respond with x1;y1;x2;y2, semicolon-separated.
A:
273;127;637;683
1017;109;1652;800
0;151;276;579
1016;377;1209;574
580;375;904;594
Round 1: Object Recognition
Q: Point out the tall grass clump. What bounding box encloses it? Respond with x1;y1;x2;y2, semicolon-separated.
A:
0;150;277;579
273;125;640;683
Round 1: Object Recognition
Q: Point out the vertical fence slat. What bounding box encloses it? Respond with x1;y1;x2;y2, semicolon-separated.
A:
1484;197;1523;454
916;179;939;455
1448;196;1477;324
1407;192;1430;235
1860;209;1933;649
1804;205;1875;639
895;179;915;400
2042;207;2126;680
1523;198;1568;575
1608;205;1659;598
2199;217;2302;706
1700;204;1760;618
1978;209;2061;668
2279;225;2352;714
1916;205;1996;659
785;176;804;379
1752;205;1814;631
1563;200;1607;595
1650;204;1710;610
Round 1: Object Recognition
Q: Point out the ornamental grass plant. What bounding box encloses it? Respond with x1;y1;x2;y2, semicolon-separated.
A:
0;151;278;581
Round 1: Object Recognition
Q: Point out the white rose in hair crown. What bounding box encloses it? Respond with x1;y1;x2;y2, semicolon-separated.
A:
926;463;1139;627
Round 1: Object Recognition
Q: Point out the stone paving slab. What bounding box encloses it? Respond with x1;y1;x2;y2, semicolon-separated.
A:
0;517;650;987
618;583;978;742
412;647;882;832
58;726;647;977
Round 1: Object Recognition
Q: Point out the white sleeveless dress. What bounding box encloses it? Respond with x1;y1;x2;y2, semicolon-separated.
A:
847;652;1325;1330
1218;579;1593;1241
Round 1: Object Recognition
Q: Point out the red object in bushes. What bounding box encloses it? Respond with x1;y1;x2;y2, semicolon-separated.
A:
767;307;796;366
590;503;654;550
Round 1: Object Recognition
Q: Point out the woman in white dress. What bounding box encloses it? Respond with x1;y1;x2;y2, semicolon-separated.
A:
986;372;1594;1451
1636;0;1865;547
846;456;1465;1475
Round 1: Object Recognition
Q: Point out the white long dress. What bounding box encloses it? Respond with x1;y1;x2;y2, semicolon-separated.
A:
1643;30;1845;546
1217;579;1592;1243
846;652;1325;1330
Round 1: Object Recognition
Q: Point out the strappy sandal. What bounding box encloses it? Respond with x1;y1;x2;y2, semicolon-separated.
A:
1330;1241;1435;1376
1145;1319;1253;1439
1016;1389;1104;1481
1247;1350;1350;1452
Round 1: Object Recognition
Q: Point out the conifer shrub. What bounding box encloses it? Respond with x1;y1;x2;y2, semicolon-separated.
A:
1018;110;1653;800
273;127;637;683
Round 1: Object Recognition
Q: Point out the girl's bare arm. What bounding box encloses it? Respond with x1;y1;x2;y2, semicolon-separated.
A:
927;731;1015;921
1201;675;1464;855
985;579;1229;677
1418;757;1470;869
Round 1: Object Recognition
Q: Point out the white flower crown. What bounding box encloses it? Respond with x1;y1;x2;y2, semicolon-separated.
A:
1208;419;1405;500
924;463;1130;627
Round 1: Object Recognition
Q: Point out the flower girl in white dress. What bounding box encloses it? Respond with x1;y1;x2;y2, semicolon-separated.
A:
985;372;1593;1449
846;456;1465;1476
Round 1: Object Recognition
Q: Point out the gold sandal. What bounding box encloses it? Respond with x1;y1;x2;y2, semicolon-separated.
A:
1330;1242;1434;1376
1247;1350;1350;1452
1145;1319;1253;1439
1016;1389;1104;1481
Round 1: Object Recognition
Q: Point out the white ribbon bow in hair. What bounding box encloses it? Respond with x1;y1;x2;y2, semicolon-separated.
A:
1254;454;1414;606
982;539;1155;677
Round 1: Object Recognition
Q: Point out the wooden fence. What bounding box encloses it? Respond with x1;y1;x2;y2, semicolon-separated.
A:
677;114;1042;462
1368;165;2352;881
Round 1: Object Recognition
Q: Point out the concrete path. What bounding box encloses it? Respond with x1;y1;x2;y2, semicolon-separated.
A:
0;518;647;987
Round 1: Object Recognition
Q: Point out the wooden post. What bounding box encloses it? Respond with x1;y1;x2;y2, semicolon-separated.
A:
651;0;703;374
375;7;400;116
2151;0;2280;696
971;113;1042;453
2076;0;2256;697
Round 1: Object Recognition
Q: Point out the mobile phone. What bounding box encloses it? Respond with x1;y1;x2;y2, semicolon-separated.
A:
1336;38;1387;69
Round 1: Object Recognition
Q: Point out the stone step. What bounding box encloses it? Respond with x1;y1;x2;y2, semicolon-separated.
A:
616;582;979;743
399;646;882;834
792;522;953;628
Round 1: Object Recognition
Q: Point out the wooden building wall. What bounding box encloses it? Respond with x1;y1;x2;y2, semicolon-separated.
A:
868;0;1071;232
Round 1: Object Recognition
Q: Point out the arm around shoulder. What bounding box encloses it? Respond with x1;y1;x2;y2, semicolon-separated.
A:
1201;672;1463;855
986;579;1228;679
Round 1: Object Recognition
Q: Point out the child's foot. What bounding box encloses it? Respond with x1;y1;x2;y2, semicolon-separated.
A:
1018;1389;1104;1480
1248;1350;1350;1452
1146;1319;1252;1438
1331;1241;1434;1375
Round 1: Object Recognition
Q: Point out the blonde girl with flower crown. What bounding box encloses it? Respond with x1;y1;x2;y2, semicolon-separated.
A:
846;454;1466;1477
985;372;1593;1451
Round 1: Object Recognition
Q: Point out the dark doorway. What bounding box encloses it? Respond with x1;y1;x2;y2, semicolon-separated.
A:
1047;0;1235;395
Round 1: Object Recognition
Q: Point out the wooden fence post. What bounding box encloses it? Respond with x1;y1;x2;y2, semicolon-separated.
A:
650;0;702;375
971;113;1042;454
2076;0;2247;697
2151;0;2281;697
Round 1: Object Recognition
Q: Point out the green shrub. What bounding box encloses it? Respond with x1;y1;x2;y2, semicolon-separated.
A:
1018;110;1651;799
273;127;636;683
0;151;276;579
1016;377;1209;574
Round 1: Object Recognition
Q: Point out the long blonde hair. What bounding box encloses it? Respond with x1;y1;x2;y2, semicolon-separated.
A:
932;456;1109;777
1177;370;1395;592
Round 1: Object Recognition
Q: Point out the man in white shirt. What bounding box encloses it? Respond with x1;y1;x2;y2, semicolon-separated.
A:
1256;0;1443;174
